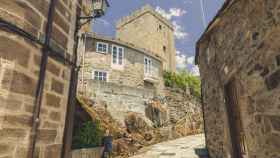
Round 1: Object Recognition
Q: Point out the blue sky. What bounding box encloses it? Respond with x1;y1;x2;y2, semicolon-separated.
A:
92;0;225;75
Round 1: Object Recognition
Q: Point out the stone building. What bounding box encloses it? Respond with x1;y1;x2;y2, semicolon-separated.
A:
116;5;176;72
196;0;280;158
0;0;92;158
79;33;164;124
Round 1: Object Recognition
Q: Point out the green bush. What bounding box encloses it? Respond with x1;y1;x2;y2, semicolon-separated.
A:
72;120;104;149
163;70;201;99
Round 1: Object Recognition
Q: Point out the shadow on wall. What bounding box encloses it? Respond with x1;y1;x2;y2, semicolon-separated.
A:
194;148;209;158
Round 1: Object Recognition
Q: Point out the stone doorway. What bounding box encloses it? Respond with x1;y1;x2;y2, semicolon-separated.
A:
224;79;247;158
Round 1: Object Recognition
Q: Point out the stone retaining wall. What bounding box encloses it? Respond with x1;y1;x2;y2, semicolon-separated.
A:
84;80;156;126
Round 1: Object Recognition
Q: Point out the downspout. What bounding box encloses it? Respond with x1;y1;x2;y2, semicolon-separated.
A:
29;0;57;157
81;33;86;93
61;9;82;158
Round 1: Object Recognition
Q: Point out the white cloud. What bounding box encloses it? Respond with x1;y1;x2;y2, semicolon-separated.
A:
187;56;200;76
186;56;195;64
176;53;200;76
155;7;186;20
176;50;187;69
169;8;187;17
190;65;200;76
96;19;110;26
172;21;188;39
155;7;188;40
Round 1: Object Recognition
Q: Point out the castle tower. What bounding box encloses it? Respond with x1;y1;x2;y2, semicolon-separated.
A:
116;5;176;72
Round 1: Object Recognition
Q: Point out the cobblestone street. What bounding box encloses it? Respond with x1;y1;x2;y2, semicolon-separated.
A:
129;134;207;158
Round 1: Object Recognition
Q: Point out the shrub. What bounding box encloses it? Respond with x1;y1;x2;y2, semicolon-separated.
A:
72;120;104;149
163;70;201;99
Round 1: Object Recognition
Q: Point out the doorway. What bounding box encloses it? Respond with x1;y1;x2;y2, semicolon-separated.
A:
224;79;247;158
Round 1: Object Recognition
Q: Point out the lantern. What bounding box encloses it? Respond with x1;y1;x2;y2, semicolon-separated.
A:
92;0;109;18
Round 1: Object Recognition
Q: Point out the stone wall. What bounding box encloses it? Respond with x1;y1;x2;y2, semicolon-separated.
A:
0;0;89;157
79;34;165;94
116;5;176;72
164;88;202;127
143;87;203;139
84;80;156;126
197;1;280;158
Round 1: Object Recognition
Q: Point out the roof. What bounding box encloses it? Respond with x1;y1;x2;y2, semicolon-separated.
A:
195;0;237;65
84;32;164;62
116;4;174;31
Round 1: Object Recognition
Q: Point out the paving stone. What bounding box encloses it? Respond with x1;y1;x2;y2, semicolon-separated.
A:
129;134;206;158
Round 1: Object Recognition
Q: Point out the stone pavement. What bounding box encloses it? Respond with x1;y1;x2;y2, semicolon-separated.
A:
129;134;207;158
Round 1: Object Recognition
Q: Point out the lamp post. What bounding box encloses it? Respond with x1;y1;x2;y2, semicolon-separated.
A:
78;0;109;94
199;0;207;28
61;1;110;158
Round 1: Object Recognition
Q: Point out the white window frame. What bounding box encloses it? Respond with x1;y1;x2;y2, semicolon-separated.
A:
96;42;108;54
111;45;124;68
92;70;108;82
144;56;152;75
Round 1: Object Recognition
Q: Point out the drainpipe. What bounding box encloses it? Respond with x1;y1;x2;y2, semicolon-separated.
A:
61;9;82;158
82;33;86;94
29;0;57;157
61;1;109;157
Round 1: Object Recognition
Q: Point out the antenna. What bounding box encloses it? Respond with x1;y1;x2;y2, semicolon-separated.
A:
200;0;207;28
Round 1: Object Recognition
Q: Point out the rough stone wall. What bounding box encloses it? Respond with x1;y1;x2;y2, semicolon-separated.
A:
0;0;87;157
116;5;176;72
80;36;164;92
164;88;202;125
142;87;203;142
164;88;203;138
84;80;156;126
197;1;280;158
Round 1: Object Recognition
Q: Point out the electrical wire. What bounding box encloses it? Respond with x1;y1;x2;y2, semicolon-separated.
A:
199;0;207;28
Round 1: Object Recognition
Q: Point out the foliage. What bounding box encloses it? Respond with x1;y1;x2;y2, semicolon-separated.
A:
72;120;104;149
163;70;201;99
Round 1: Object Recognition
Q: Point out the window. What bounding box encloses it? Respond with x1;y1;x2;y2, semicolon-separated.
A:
159;24;162;30
144;57;152;75
93;71;107;81
112;45;124;66
96;42;108;53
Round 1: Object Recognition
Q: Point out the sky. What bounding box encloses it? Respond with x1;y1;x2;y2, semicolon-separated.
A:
92;0;225;76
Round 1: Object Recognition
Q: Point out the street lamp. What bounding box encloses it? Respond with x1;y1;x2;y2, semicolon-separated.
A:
78;0;109;20
77;0;109;29
93;0;110;18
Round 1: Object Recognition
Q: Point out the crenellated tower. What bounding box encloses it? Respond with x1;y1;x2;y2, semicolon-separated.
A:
116;5;176;72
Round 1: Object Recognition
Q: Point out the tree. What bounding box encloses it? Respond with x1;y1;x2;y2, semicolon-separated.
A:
163;70;201;99
72;120;104;149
